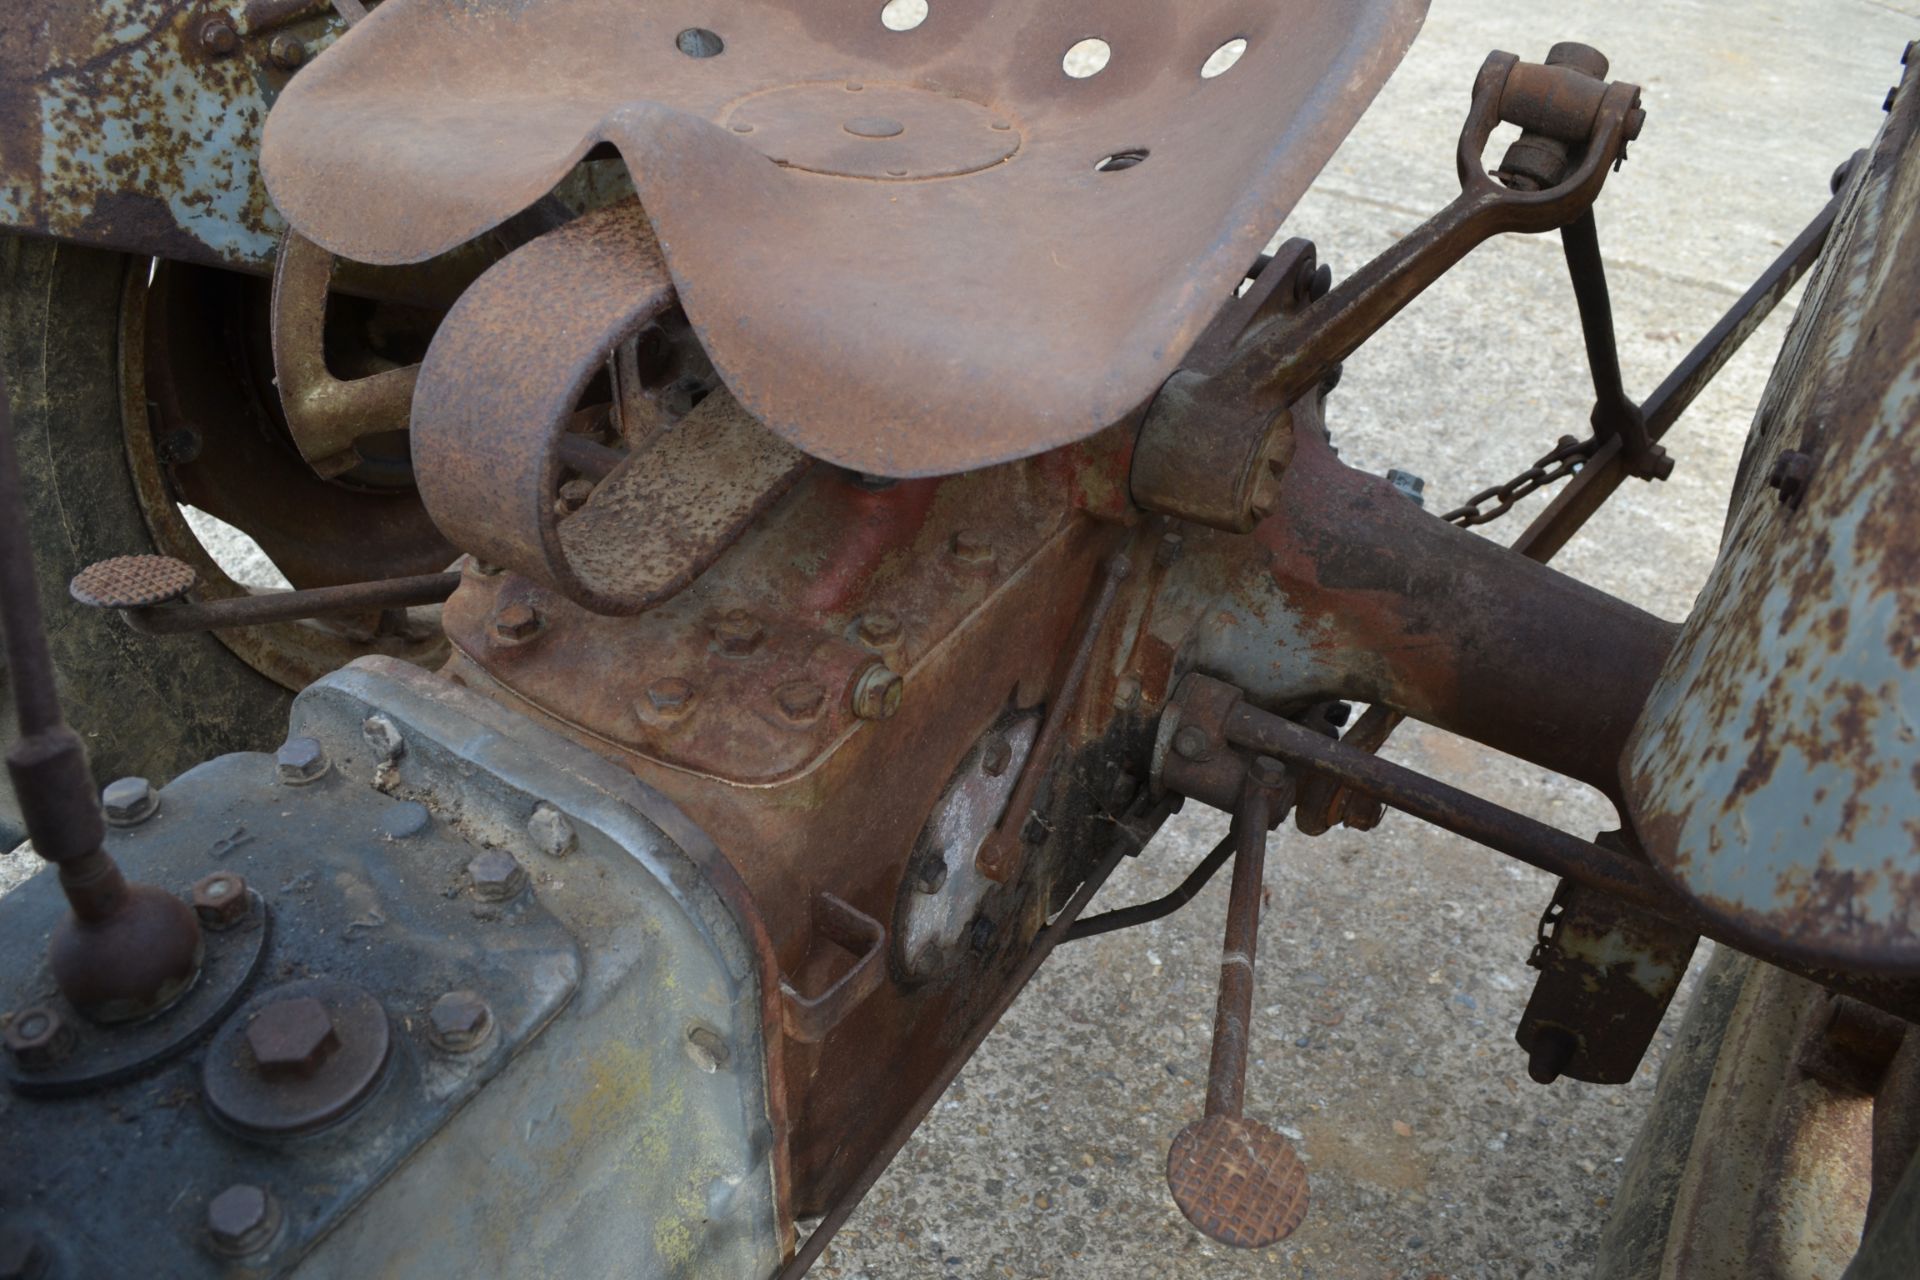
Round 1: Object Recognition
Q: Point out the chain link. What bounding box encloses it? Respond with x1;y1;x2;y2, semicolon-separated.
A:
1441;435;1598;528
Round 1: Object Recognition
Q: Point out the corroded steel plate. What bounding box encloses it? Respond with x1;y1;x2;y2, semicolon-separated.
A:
69;555;197;609
1166;1114;1311;1247
260;0;1426;476
1624;60;1920;975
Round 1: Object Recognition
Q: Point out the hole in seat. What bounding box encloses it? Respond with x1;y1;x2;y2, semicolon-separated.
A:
676;27;724;58
1095;148;1149;172
881;0;928;32
1202;38;1248;79
1063;38;1112;78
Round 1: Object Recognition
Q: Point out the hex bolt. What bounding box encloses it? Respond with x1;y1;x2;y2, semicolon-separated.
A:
968;916;997;953
851;662;904;721
856;612;902;647
1154;532;1185;569
1173;724;1215;763
773;680;827;724
685;1025;732;1073
1386;468;1427;508
712;609;764;655
426;991;493;1054
0;1224;48;1280
1767;448;1815;508
198;16;238;56
193;872;251;930
527;803;576;859
267;33;306;70
980;734;1013;777
468;849;528;902
949;530;996;569
206;1184;281;1258
101;775;159;826
491;602;543;646
246;996;339;1080
276;736;330;786
556;477;596;514
362;715;405;762
3;1005;73;1073
644;677;697;717
1249;756;1289;791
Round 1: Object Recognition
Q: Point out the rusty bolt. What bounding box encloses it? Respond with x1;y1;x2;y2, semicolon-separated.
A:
1249;756;1288;791
3;1006;73;1073
101;775;159;826
644;677;696;717
0;1225;49;1280
556;477;596;514
468;849;528;902
246;996;338;1080
193;872;250;929
980;734;1013;777
856;612;902;647
206;1184;280;1258
268;33;306;70
1767;448;1815;508
852;663;903;721
491;601;543;645
950;530;996;568
276;736;329;785
1173;725;1215;762
198;16;239;56
527;803;576;859
713;609;764;655
773;680;827;724
1154;532;1185;569
427;990;493;1054
362;715;405;761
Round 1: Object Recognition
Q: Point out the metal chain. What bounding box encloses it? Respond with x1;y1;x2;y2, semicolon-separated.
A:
1441;434;1598;528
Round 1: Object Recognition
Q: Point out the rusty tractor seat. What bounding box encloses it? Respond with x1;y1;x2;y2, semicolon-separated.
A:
262;0;1427;478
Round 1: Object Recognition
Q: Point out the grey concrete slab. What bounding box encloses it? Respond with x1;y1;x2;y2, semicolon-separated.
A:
818;3;1914;1278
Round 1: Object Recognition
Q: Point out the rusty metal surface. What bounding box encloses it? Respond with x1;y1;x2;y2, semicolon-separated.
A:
0;0;342;271
1166;1114;1312;1249
67;555;197;609
1624;56;1920;976
261;0;1428;477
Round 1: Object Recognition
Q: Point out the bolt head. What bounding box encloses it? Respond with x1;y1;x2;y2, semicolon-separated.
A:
193;872;251;929
468;849;528;902
1154;532;1185;569
713;609;765;655
268;33;306;69
491;601;543;644
1249;756;1289;790
206;1184;279;1257
198;17;238;55
856;612;902;647
3;1005;72;1072
1767;448;1815;508
950;530;996;568
276;736;329;785
852;663;903;721
556;477;596;514
427;990;493;1053
980;734;1013;777
362;715;405;761
1173;724;1214;762
246;996;338;1079
645;676;696;715
773;680;827;724
527;804;576;859
101;775;158;826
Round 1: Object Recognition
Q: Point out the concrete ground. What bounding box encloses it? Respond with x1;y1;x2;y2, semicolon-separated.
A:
814;2;1918;1278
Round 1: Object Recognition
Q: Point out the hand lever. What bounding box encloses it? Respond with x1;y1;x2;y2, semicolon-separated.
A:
1165;755;1310;1247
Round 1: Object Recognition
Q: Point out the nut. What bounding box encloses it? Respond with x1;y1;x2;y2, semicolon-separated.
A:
773;680;827;724
856;612;902;647
198;16;238;56
468;849;528;902
275;736;329;785
1249;756;1289;790
426;991;493;1053
949;530;996;568
713;609;764;655
362;715;405;761
1173;724;1215;762
101;776;159;826
1386;468;1427;507
206;1184;280;1258
193;872;251;929
1768;448;1815;508
527;804;576;859
980;734;1013;777
491;602;543;645
3;1006;73;1072
267;33;306;69
851;663;903;721
0;1224;49;1280
246;996;338;1080
645;677;696;716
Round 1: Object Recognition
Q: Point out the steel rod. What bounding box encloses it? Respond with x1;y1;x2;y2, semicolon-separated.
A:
124;571;461;635
1203;775;1275;1119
